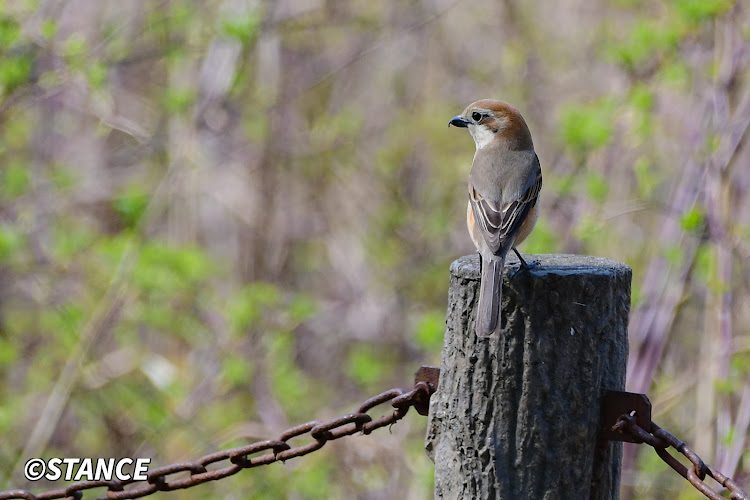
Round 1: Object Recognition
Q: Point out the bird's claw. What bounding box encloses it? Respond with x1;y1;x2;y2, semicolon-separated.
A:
520;259;540;270
510;247;539;281
510;261;539;281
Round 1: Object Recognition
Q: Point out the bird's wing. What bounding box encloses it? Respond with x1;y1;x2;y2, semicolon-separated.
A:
469;153;541;256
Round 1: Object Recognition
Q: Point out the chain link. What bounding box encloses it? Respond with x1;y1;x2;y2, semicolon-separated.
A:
5;368;747;500
612;413;750;500
0;375;437;500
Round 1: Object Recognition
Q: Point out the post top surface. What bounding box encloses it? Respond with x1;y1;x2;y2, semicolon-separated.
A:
450;253;632;280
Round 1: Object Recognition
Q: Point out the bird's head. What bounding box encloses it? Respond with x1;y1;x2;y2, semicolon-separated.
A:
449;99;533;151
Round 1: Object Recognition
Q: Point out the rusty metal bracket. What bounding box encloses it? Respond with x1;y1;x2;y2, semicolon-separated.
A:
600;390;652;443
600;390;750;500
413;366;440;416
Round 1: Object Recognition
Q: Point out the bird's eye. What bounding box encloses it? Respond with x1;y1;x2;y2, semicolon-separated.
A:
471;112;483;122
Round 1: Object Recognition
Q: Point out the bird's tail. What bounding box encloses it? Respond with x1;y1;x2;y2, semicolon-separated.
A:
476;255;504;338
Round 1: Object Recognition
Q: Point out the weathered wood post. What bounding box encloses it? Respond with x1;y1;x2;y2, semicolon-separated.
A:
426;254;631;500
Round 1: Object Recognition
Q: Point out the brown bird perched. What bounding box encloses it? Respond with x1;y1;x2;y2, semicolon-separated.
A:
450;100;542;337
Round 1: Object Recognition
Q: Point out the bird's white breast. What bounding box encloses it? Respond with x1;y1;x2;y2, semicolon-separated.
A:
469;124;495;150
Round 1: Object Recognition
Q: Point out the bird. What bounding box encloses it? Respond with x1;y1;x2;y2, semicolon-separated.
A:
449;100;542;338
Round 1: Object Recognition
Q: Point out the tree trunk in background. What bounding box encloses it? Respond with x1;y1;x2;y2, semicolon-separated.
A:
426;254;631;500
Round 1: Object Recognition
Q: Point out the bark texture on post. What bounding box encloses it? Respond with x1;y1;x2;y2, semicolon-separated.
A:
426;254;631;500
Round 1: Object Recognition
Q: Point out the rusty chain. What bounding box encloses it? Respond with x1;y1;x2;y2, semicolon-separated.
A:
4;372;747;500
604;391;750;500
0;367;439;500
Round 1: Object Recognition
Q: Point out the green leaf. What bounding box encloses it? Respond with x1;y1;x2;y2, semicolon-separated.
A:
0;55;32;93
662;61;690;86
288;294;317;322
674;0;732;24
522;218;558;254
162;87;195;114
585;173;610;203
86;62;108;89
112;186;149;228
607;19;683;70
0;17;21;47
680;207;705;234
414;311;445;350
730;352;750;375
41;19;57;40
133;242;214;293
715;378;736;396
559;99;615;153
0;337;18;364
221;13;260;45
0;224;23;262
628;84;653;113
221;354;252;387
226;282;281;332
347;344;385;387
63;32;87;58
1;162;30;198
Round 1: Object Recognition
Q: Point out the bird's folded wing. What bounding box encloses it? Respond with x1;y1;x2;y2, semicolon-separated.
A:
469;168;541;257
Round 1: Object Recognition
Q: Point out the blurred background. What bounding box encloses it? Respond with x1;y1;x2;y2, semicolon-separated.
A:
0;0;748;498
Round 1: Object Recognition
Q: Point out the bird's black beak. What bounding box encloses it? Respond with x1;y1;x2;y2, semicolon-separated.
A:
449;115;470;128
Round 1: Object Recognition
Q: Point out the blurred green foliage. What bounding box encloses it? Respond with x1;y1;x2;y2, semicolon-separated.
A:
680;206;706;234
112;187;150;229
221;12;261;45
414;311;446;351
0;0;748;499
559;98;616;155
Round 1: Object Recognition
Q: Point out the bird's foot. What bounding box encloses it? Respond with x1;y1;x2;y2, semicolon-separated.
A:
510;248;539;280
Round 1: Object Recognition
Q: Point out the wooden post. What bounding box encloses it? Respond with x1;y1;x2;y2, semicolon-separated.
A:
425;254;631;500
